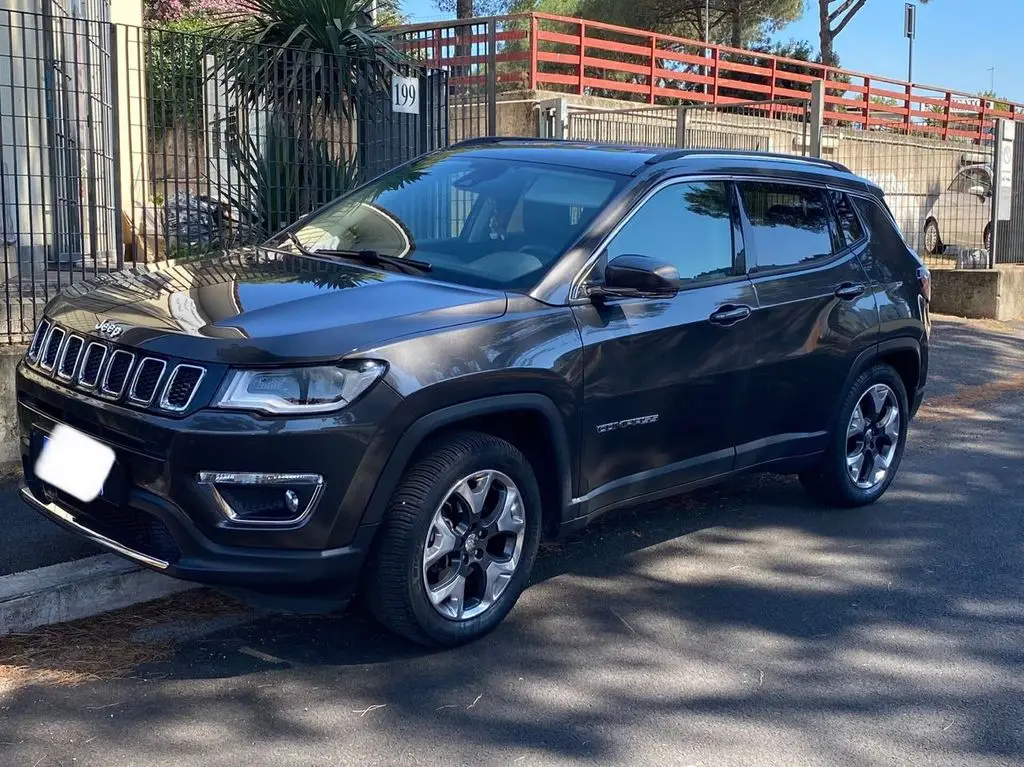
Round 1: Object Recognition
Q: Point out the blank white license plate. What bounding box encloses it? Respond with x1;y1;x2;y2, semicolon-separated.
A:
34;424;115;503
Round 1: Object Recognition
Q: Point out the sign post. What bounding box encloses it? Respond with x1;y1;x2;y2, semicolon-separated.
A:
990;119;1016;267
904;3;916;82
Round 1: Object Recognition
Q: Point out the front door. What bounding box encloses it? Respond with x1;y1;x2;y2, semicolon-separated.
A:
571;179;758;512
944;167;992;247
731;181;880;468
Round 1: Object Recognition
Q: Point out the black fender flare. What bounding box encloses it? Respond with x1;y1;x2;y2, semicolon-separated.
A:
356;393;573;531
833;338;921;428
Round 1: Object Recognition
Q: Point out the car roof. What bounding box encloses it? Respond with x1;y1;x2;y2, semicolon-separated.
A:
449;137;879;195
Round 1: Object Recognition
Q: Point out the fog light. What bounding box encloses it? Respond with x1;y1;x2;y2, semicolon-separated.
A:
196;472;324;526
284;489;300;515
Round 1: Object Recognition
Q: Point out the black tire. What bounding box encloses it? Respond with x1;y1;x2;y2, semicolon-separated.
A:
983;223;992;253
361;431;542;647
924;219;944;256
799;364;909;508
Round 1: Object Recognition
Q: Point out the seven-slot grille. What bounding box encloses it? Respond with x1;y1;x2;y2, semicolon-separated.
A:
160;365;205;411
28;319;51;361
25;319;206;413
78;342;107;388
101;350;135;398
40;326;65;370
57;335;85;380
129;358;166;404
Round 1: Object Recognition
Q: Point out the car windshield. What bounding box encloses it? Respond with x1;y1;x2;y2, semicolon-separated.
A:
265;152;626;291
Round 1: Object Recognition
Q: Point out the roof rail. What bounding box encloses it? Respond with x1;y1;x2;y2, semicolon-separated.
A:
450;136;559;148
645;149;850;173
447;139;852;174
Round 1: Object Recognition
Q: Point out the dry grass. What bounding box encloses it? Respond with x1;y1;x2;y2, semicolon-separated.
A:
0;589;244;696
916;373;1024;422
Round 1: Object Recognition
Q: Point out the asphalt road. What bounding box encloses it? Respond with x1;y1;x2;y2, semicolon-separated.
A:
1;316;1022;766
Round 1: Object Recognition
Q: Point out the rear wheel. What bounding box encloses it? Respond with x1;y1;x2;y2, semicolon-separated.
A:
800;364;909;507
984;223;992;253
361;432;541;646
924;219;944;255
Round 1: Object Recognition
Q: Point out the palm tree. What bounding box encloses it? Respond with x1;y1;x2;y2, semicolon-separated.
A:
206;0;407;240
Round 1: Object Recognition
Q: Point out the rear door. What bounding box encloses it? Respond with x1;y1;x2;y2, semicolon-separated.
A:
732;179;880;469
571;178;759;510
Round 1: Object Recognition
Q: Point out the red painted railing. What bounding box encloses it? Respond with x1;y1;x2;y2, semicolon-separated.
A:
394;13;1022;143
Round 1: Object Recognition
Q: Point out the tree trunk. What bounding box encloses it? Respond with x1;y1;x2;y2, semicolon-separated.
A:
456;0;473;18
730;1;743;48
818;0;834;67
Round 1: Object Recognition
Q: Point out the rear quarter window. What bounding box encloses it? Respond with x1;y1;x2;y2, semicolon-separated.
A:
852;196;908;251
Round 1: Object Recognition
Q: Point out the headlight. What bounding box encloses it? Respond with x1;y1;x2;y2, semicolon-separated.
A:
213;361;385;415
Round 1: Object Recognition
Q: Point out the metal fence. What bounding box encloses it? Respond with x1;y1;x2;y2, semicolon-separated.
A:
994;126;1024;264
0;9;453;344
563;99;810;155
393;17;506;141
821;124;996;268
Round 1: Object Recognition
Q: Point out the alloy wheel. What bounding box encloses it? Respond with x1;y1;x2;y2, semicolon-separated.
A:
846;384;900;490
421;470;526;621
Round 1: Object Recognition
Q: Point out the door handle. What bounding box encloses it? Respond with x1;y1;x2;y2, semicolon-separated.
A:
835;282;866;300
708;304;752;326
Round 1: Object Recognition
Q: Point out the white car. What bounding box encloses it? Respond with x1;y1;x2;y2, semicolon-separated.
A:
923;164;992;255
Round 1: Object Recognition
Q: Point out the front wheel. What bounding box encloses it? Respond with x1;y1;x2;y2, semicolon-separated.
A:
800;364;909;507
361;432;542;646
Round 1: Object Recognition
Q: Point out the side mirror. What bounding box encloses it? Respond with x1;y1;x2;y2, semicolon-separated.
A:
589;254;681;300
967;185;990;199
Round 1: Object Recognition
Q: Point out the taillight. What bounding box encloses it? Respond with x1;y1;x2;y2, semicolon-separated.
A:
917;265;931;303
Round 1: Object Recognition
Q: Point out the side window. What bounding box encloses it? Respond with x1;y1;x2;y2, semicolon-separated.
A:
949;167;990;195
853;196;907;251
738;181;839;270
830;191;865;247
606;181;734;284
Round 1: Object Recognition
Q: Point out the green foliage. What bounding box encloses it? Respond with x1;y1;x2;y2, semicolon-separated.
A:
145;16;222;133
210;0;405;118
225;116;361;241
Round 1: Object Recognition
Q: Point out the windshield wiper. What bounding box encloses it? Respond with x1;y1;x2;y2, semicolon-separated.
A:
287;232;432;274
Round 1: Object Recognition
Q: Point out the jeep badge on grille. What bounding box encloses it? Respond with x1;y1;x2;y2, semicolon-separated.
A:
94;319;125;339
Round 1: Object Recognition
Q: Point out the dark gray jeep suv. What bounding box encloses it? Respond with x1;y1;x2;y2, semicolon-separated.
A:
17;140;930;645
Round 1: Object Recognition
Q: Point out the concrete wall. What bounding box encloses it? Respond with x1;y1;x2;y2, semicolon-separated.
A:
0;345;24;464
931;265;1024;321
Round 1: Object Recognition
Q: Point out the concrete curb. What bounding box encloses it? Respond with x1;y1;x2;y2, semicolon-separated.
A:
0;554;197;635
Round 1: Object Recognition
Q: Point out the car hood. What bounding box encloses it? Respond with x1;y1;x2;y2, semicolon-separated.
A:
44;250;508;365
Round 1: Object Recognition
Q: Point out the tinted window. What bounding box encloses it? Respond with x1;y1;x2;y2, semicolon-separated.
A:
853;196;907;251
606;181;734;284
738;182;838;270
831;191;865;246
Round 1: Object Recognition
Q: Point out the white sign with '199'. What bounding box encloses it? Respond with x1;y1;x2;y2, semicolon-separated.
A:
392;76;419;114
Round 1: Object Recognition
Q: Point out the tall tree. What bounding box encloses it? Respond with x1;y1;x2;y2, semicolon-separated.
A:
436;0;505;18
819;0;932;68
510;0;801;48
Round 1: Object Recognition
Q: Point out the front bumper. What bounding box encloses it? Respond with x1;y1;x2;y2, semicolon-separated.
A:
17;360;403;589
20;483;377;587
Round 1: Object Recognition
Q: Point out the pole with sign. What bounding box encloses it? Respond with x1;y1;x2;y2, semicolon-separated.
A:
904;3;916;82
990;119;1016;267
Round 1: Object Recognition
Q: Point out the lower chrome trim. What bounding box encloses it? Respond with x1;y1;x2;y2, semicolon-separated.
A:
20;486;170;570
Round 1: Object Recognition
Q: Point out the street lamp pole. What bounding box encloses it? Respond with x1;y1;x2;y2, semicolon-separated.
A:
704;0;710;96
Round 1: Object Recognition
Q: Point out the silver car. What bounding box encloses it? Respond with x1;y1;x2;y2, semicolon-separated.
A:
923;164;992;255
